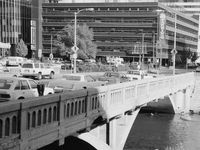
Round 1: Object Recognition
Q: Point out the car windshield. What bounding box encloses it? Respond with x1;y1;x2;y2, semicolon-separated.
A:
64;75;81;81
22;63;33;68
0;79;13;89
127;71;140;75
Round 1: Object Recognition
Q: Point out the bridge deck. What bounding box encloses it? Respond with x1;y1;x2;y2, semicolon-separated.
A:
0;72;195;150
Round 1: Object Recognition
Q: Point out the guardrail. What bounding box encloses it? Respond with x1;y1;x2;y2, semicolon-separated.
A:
0;72;195;149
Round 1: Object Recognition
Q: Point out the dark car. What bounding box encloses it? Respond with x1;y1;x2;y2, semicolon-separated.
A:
98;71;130;84
61;62;71;70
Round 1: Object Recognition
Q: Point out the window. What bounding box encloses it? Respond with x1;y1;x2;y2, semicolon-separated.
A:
14;81;21;90
29;80;38;89
0;79;13;89
64;75;81;81
34;64;39;68
21;81;30;90
40;64;44;68
22;64;33;68
85;75;94;82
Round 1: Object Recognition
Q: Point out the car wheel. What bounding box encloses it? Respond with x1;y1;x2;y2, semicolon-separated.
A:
38;73;42;80
49;72;54;79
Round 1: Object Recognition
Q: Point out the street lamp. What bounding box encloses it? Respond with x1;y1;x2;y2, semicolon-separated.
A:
172;13;177;75
73;8;94;73
137;29;145;69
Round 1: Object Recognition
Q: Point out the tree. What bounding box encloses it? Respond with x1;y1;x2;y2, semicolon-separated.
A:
181;48;192;64
54;23;97;60
191;52;198;62
16;38;28;57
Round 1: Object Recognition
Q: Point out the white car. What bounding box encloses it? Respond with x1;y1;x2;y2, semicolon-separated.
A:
0;77;54;102
126;70;154;80
47;74;107;93
21;62;55;80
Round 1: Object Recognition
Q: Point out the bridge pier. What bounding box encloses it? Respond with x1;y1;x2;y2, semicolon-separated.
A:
79;108;140;150
169;86;192;114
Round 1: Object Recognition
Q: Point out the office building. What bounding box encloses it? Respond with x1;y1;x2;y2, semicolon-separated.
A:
159;0;200;55
42;2;198;65
0;0;43;58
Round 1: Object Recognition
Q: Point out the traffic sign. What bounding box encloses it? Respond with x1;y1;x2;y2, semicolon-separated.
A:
38;49;42;58
49;53;53;60
71;45;79;52
171;49;177;54
70;53;77;59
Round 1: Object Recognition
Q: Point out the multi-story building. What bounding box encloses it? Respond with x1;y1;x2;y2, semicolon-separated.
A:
0;0;43;58
42;2;198;65
159;0;200;55
0;0;31;57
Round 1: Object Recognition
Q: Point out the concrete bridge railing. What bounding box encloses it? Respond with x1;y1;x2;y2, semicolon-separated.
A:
0;72;195;150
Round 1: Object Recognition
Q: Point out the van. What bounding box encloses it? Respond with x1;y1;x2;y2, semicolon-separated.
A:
6;56;26;65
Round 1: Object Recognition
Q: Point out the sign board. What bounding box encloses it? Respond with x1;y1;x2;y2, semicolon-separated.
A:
171;49;177;54
49;53;53;60
31;20;36;50
159;13;166;41
71;45;79;52
70;53;77;59
38;49;42;58
0;42;11;49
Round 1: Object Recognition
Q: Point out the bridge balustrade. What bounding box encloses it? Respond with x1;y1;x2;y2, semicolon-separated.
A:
0;73;195;149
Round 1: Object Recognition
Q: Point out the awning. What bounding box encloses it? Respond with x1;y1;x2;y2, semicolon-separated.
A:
0;42;11;49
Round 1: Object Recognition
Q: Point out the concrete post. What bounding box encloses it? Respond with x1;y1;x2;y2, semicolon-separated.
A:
110;119;117;150
184;88;191;113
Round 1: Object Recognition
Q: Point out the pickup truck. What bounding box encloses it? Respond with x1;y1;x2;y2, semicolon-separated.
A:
20;62;55;80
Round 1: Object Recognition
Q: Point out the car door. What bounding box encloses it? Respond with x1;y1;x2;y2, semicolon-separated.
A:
28;80;39;97
13;80;24;99
20;80;35;98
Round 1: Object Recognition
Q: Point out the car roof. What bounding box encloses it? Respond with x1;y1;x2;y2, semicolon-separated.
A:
0;77;33;81
63;74;86;77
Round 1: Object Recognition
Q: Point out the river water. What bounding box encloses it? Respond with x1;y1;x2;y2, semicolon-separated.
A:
124;112;200;150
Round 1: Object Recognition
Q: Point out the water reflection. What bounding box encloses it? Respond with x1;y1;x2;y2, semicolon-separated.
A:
124;113;200;150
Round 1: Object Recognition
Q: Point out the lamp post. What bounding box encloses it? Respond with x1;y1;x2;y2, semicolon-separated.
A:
141;32;145;69
49;34;53;61
172;13;177;75
73;8;94;73
138;29;145;69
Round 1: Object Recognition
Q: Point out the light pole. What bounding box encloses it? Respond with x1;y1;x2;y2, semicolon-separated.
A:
73;8;94;73
138;29;145;69
49;34;53;61
141;32;145;69
172;13;177;75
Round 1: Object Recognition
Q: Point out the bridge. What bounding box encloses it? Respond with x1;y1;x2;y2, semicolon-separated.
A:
0;72;195;150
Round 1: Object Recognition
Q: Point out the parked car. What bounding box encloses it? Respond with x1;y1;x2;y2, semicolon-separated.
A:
61;62;71;70
0;77;54;102
46;74;107;93
196;66;200;72
21;62;55;80
98;71;130;84
126;70;154;80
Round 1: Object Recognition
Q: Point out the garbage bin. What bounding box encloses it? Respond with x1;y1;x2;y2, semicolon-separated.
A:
37;83;45;96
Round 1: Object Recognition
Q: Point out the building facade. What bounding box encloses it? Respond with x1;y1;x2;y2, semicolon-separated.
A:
0;0;43;58
0;0;32;57
42;2;198;65
159;0;200;55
